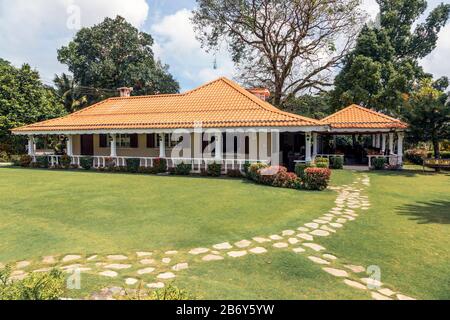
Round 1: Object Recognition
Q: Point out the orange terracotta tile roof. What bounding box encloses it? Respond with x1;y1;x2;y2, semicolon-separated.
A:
12;77;322;133
321;104;408;129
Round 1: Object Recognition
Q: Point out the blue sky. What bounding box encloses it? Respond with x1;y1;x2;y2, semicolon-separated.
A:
0;0;449;92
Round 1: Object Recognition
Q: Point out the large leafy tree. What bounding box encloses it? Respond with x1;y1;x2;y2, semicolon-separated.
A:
53;73;88;113
404;78;450;159
332;0;450;114
283;93;332;120
0;59;66;154
57;16;179;103
192;0;364;107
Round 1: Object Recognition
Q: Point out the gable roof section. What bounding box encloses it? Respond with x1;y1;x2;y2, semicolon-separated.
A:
12;77;322;133
322;104;407;129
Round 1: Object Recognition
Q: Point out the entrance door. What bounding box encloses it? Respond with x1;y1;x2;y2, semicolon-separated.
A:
80;135;94;156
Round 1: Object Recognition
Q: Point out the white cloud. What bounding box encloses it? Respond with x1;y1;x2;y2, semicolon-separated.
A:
150;9;235;89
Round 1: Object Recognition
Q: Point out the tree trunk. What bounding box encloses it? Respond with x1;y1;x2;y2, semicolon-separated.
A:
433;138;440;172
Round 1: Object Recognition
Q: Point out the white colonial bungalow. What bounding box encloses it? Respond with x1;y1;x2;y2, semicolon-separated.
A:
12;77;407;172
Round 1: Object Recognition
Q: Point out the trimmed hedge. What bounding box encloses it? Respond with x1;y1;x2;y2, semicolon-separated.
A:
60;155;72;168
315;157;329;168
405;149;427;165
294;162;315;180
330;156;344;169
372;157;386;170
207;162;222;177
303;168;331;191
153;158;167;173
20;155;32;167
226;169;243;178
175;162;192;175
35;156;49;168
80;157;93;170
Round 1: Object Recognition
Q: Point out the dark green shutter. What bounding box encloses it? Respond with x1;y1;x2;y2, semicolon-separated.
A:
130;134;138;148
99;134;107;148
147;134;155;148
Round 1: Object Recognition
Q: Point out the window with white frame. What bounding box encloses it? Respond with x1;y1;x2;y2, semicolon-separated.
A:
155;133;181;148
107;134;132;148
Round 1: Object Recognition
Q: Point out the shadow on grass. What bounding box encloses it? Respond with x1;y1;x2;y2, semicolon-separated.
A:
368;169;450;178
397;200;450;224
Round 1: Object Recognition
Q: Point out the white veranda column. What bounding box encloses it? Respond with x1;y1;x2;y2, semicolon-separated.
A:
312;132;318;158
67;135;74;156
110;134;117;157
305;132;312;163
388;133;394;154
397;132;404;165
381;134;387;153
214;131;223;160
159;133;166;158
27;135;36;156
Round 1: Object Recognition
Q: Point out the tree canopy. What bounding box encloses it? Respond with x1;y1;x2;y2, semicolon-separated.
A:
192;0;364;107
57;16;179;103
0;59;66;154
332;0;450;115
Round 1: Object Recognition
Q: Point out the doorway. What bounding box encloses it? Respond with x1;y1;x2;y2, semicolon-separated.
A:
80;135;94;156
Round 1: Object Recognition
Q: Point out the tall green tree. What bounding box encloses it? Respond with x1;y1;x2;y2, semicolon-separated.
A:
58;16;179;103
332;0;450;114
192;0;363;107
283;93;332;120
0;59;66;154
404;78;450;159
53;73;88;113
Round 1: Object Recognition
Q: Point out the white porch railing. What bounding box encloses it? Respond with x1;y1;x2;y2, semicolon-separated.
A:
43;155;270;174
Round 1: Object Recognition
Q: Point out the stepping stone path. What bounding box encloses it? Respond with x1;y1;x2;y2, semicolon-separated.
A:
16;261;31;269
107;255;128;261
371;292;392;300
33;267;53;273
62;255;81;263
99;271;118;278
165;251;178;255
269;235;283;241
297;227;309;232
344;279;367;290
305;223;319;229
396;294;415;300
157;272;176;280
189;248;209;255
320;226;336;233
308;256;330;265
172;263;189;271
293;247;305;254
140;259;155;265
361;278;383;288
202;255;224;262
162;258;171;264
104;264;132;270
282;230;295;236
323;254;337;260
322;268;349;278
249;247;267;254
303;243;325;252
227;251;247;258
125;278;138;286
136;252;152;257
313;219;328;224
310;230;330;237
336;218;347;224
43;256;56;264
273;242;288;249
345;265;365;273
253;237;271;243
378;288;395;297
235;240;252;248
213;243;233;250
137;267;155;275
87;255;98;261
147;282;165;289
329;223;343;228
297;233;313;241
288;238;299;245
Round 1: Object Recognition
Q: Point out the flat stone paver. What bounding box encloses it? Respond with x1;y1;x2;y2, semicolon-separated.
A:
313;219;328;224
157;272;176;280
227;251;247;258
297;233;313;241
107;255;128;261
213;242;233;250
322;268;349;277
125;278;139;286
293;247;306;254
305;223;319;229
336;218;347;224
42;256;56;264
269;235;283;241
249;247;267;254
140;259;155;265
371;292;392;300
172;263;189;271
202;254;224;262
308;256;330;265
16;261;31;269
137;267;155;275
162;258;171;264
147;282;165;289
235;240;252;248
310;230;330;237
189;248;209;255
282;230;295;236
396;294;416;300
273;242;288;249
323;254;337;260
378;288;395;297
253;237;271;243
320;226;336;233
165;251;178;255
361;278;383;288
87;255;98;261
288;238;299;245
99;270;118;278
329;223;343;228
62;255;82;263
33;267;53;273
344;265;365;273
297;227;309;232
136;252;153;257
344;279;367;290
303;243;326;252
104;264;132;270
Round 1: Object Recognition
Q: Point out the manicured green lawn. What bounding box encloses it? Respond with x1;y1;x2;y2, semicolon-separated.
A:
0;167;448;300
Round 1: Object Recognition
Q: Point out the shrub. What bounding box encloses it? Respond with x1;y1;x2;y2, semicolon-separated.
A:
247;162;269;181
175;162;192;175
153;158;167;173
315;157;329;168
80;157;93;170
243;162;251;175
20;155;33;167
258;166;286;186
60;155;72;168
330;156;344;169
372;157;386;170
117;283;193;301
0;266;65;300
138;166;156;174
303;167;331;191
294;162;314;180
126;158;141;173
10;155;21;166
426;151;450;159
273;170;299;189
0;151;9;163
104;157;116;170
35;156;49;168
207;162;222;177
227;169;243;178
405;149;427;165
